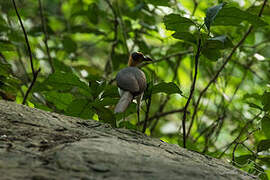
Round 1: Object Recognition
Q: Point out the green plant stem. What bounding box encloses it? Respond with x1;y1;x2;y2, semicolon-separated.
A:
182;38;202;148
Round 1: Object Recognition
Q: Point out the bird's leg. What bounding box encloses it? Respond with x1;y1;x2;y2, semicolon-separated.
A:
136;93;143;128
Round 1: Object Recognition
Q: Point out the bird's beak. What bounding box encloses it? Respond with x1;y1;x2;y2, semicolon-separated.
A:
143;56;153;62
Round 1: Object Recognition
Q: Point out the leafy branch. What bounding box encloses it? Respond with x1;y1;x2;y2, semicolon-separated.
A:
188;0;268;137
12;0;41;105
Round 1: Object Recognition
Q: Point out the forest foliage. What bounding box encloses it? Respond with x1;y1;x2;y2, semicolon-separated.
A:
0;0;270;178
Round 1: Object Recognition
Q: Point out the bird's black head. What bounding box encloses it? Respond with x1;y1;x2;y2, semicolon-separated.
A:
129;52;152;66
131;52;143;61
132;52;152;62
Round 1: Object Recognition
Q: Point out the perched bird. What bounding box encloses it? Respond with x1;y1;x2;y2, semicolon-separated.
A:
114;52;152;123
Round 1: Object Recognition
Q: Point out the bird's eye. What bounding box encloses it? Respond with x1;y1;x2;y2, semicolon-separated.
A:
132;52;141;61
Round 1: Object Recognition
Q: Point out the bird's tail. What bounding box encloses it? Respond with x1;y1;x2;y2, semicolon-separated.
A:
114;91;133;113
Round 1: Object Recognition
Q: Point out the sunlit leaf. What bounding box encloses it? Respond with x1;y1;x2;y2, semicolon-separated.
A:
213;7;268;27
164;14;196;32
205;2;226;31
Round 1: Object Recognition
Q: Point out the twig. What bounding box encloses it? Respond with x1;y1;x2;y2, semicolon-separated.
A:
104;0;119;74
188;0;267;136
140;50;193;67
12;0;40;104
191;0;198;16
150;96;170;134
218;112;261;158
38;0;54;73
234;60;263;81
22;68;41;104
116;2;129;55
232;128;259;165
181;38;202;148
12;0;35;76
142;93;152;133
149;108;186;122
193;113;225;143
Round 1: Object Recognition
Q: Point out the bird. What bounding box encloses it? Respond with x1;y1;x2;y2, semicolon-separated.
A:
114;52;152;123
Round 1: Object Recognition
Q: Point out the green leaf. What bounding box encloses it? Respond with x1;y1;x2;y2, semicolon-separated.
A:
258;157;270;167
262;116;270;139
0;63;12;76
202;35;233;61
53;59;73;73
118;121;137;130
63;36;77;53
93;105;116;127
87;76;106;99
243;93;261;100
262;92;270;112
65;99;93;119
41;71;90;91
44;91;73;111
0;42;14;52
247;102;263;110
213;7;268;27
112;53;128;70
206;35;233;49
257;139;270;152
102;85;119;98
152;82;182;95
235;154;255;166
172;32;197;45
92;98;118;107
164;14;196;32
87;3;99;24
202;48;221;61
205;2;226;31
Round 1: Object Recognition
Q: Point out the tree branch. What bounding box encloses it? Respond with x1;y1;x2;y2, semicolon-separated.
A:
149;108;185;122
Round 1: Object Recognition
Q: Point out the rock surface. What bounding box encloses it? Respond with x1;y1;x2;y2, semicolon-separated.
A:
0;100;257;180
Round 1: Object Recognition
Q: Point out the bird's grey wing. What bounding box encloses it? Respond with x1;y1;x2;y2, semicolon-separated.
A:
134;69;146;93
116;69;140;94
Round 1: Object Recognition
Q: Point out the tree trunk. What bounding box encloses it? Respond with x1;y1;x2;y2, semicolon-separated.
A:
0;100;257;180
